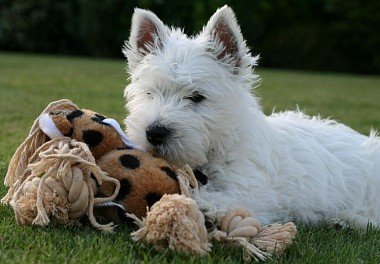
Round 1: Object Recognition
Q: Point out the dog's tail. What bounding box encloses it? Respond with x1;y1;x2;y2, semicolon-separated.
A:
367;129;380;163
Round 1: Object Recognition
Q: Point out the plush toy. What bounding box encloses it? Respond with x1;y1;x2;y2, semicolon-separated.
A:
2;99;297;261
38;100;180;220
2;99;180;229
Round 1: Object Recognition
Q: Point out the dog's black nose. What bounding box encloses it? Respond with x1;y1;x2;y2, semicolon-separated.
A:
146;124;170;145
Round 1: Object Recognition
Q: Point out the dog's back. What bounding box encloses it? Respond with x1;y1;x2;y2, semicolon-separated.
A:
267;111;380;227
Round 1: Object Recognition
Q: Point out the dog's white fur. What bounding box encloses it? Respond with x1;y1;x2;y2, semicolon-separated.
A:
123;6;380;227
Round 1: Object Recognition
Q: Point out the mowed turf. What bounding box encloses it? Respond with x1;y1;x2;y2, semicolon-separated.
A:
0;52;380;263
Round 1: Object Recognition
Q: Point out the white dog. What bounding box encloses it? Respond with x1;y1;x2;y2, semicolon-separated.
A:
123;6;380;228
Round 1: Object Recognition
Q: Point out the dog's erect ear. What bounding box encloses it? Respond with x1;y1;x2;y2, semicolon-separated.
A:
201;5;246;71
124;8;168;71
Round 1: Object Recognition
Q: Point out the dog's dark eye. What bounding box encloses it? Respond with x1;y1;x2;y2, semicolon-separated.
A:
186;92;205;103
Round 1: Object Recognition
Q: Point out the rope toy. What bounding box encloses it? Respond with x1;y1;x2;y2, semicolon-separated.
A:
2;99;77;204
129;194;211;255
128;165;297;261
8;137;120;232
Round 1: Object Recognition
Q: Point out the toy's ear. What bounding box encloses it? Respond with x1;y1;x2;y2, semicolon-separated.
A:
102;118;141;150
39;113;72;139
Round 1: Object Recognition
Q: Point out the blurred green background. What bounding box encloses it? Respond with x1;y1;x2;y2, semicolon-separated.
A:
1;0;379;74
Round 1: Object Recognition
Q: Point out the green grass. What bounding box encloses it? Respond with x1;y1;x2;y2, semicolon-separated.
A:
1;51;380;263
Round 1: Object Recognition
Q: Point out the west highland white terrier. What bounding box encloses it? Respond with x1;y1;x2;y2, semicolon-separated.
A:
123;6;380;227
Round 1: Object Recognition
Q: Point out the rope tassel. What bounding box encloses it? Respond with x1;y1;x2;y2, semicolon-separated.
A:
129;194;211;255
8;137;120;232
2;99;78;205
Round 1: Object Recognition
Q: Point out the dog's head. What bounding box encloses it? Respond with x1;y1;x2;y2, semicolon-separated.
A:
124;6;259;167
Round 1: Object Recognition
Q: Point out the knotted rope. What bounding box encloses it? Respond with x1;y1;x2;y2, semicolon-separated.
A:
211;209;297;261
129;194;211;255
129;165;297;261
8;137;120;232
2;99;78;204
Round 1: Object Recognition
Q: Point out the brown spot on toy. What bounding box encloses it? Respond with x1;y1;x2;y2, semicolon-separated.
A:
119;154;140;169
66;110;84;121
160;166;177;181
82;129;103;148
116;178;132;200
145;192;162;207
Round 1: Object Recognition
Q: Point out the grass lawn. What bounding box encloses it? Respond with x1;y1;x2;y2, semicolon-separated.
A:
0;51;380;263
